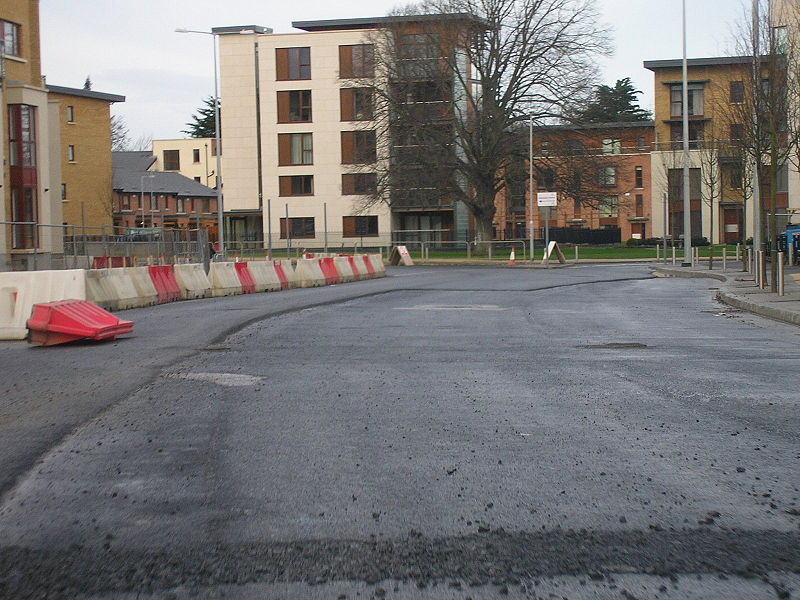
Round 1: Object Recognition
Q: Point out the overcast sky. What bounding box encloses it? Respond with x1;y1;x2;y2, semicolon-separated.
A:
40;0;749;143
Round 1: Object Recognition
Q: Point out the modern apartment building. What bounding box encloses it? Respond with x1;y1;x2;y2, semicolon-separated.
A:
215;15;474;249
512;122;654;244
47;84;125;230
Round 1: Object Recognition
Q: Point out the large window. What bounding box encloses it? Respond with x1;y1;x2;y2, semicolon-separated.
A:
398;33;440;78
598;167;616;187
599;196;618;218
279;175;314;196
277;90;312;123
276;47;311;80
163;149;180;170
11;187;38;249
730;81;744;103
340;88;374;121
343;215;379;237
278;133;313;165
635;166;643;189
341;130;376;164
670;84;704;117
339;44;374;78
602;139;621;155
1;20;20;57
280;217;315;239
342;173;377;195
8;104;37;167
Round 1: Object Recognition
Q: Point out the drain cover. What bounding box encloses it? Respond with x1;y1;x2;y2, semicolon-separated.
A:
578;342;649;349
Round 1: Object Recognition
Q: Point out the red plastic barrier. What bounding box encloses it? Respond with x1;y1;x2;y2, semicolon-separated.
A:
273;261;290;291
26;299;134;346
234;262;256;294
148;265;181;303
362;255;376;278
319;257;341;285
342;255;361;281
92;256;132;269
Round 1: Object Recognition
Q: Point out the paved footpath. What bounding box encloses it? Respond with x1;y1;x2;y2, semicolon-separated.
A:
651;259;800;327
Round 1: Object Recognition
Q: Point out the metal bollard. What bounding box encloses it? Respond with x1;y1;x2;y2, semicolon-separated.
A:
736;243;741;262
778;252;785;296
656;245;660;261
722;247;727;273
575;245;579;262
672;246;676;265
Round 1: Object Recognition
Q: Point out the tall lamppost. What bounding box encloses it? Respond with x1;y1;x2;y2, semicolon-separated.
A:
681;0;692;266
529;116;534;261
175;27;225;256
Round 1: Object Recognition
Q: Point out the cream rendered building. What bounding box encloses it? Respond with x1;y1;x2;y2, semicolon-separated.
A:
152;138;218;189
216;22;391;250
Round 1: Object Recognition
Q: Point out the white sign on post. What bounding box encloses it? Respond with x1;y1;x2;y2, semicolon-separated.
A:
537;192;558;207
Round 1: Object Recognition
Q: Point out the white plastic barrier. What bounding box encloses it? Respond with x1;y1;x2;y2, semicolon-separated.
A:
173;263;212;300
85;269;120;311
128;267;159;307
209;262;243;297
351;255;370;279
294;258;327;288
334;256;356;283
276;259;298;289
368;254;387;278
0;270;87;340
247;261;282;292
108;268;144;309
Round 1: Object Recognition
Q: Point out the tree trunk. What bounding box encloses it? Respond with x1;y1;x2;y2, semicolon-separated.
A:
473;214;495;256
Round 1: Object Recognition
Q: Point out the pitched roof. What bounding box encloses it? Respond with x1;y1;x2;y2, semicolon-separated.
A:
112;152;217;197
46;84;126;103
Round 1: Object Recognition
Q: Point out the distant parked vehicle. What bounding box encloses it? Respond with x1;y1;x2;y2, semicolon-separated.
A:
778;223;800;262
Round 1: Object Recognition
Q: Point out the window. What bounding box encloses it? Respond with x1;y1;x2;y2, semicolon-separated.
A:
278;133;313;165
342;173;377;195
11;187;38;249
343;215;379;237
538;169;555;190
192;149;200;163
194;176;201;183
202;198;210;213
150;194;158;210
670;84;704;117
540;141;550;154
602;139;621;155
277;90;312;123
730;123;744;141
163;149;180;170
638;137;647;150
599;196;618;218
730;81;744;103
122;194;130;209
670;121;704;148
276;47;311;80
598;167;616;186
177;198;185;213
1;20;20;57
8;105;37;167
635;166;643;189
340;88;374;121
279;175;314;196
66;106;75;123
341;130;376;164
635;194;644;217
398;33;440;78
68;145;75;161
728;163;743;189
280;217;315;239
61;184;67;200
339;44;375;78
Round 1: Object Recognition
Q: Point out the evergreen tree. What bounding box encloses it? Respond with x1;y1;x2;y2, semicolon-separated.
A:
182;96;219;138
575;78;651;123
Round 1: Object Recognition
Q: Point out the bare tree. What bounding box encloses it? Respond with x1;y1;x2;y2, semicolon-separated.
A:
725;0;800;290
359;0;610;247
111;115;130;151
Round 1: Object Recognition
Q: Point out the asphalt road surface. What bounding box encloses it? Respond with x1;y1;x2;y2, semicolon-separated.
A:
1;265;799;599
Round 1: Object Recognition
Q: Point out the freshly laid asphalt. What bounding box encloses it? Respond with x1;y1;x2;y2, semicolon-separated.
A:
0;264;798;599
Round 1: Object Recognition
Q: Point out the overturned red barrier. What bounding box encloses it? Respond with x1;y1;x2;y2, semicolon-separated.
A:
92;256;133;269
26;300;134;347
148;265;181;303
234;262;256;294
273;261;290;291
319;257;341;285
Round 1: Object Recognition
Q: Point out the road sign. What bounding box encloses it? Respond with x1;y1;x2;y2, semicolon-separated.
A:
537;192;558;207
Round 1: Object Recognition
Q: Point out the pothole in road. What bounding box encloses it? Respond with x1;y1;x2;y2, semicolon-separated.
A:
165;372;263;387
578;342;649;350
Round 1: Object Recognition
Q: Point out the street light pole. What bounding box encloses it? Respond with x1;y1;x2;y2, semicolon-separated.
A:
529;116;534;261
140;173;154;227
175;28;224;257
681;0;693;266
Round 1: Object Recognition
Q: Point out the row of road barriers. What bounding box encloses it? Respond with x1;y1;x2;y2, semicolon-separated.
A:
0;254;386;340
